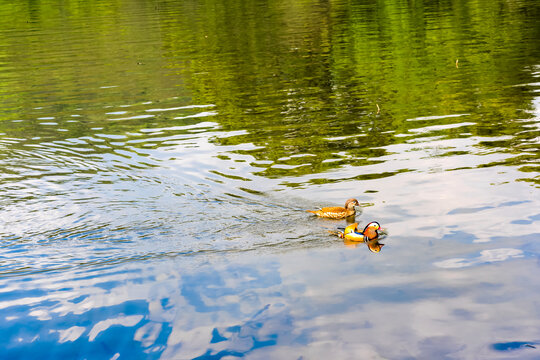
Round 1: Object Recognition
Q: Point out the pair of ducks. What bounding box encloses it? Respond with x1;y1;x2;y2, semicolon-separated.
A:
307;198;384;252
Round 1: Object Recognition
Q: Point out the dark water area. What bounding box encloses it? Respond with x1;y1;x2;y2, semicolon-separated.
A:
0;0;539;358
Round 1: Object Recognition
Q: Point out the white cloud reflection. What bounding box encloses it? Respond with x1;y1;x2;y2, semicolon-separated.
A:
50;326;86;343
88;315;143;341
433;248;524;269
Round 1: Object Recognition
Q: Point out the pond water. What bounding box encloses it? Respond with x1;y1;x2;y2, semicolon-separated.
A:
1;0;539;358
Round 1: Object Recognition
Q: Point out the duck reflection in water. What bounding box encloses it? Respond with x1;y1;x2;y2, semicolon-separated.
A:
343;237;385;252
331;221;385;252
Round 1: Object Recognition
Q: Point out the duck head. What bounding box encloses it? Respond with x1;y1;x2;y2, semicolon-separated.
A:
362;221;381;240
345;198;360;210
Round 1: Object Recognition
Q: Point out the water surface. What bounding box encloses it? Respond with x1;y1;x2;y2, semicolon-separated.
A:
0;0;539;358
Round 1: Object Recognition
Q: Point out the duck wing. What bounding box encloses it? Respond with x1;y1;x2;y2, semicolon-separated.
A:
314;206;347;219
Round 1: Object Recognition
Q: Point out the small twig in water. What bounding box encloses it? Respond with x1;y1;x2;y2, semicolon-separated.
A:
376;104;380;114
456;59;459;68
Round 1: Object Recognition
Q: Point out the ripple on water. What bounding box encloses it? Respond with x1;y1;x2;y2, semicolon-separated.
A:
0;97;332;277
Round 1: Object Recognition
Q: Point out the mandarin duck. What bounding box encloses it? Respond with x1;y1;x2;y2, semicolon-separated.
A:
330;221;384;252
338;221;381;241
307;198;360;219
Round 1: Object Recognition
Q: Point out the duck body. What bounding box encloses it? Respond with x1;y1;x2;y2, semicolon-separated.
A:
307;198;360;219
341;222;365;241
335;221;384;252
337;222;380;242
332;222;384;252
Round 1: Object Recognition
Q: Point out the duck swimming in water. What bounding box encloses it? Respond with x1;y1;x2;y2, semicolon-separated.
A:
331;221;385;252
307;198;360;219
338;221;381;241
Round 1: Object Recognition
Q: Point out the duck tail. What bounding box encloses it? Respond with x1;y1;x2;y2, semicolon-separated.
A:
327;230;345;238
